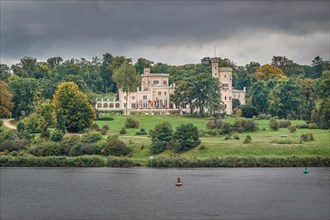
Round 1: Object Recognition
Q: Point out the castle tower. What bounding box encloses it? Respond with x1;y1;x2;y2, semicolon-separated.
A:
211;57;233;114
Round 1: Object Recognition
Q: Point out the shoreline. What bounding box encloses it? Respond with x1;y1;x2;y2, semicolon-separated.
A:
1;155;329;168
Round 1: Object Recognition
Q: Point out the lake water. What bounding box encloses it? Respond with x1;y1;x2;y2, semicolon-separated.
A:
1;167;329;220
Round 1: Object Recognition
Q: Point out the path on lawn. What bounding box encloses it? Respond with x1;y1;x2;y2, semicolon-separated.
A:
3;119;16;129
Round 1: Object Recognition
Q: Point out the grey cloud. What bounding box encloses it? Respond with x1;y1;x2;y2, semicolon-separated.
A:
0;0;329;65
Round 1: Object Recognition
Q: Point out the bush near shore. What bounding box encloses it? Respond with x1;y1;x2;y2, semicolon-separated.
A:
1;155;328;167
148;156;330;168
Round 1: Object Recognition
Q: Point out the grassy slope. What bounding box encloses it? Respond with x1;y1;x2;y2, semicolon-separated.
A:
95;116;330;163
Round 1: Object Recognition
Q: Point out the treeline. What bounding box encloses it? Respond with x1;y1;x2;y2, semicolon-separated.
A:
0;54;329;128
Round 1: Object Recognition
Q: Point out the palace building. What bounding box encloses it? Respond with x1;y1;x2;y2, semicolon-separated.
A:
95;58;246;115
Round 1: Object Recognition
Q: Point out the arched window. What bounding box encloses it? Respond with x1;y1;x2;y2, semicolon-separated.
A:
103;103;108;108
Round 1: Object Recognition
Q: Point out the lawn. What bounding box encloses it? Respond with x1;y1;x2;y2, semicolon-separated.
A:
95;116;330;163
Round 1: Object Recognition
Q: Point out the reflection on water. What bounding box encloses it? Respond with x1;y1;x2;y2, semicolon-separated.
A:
1;167;329;220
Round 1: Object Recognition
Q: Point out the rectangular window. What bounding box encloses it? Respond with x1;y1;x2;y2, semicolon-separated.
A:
223;83;228;87
229;96;231;100
124;103;127;108
163;80;167;85
158;91;161;95
142;102;148;108
143;95;147;100
131;103;136;109
153;80;159;85
164;92;167;96
132;96;135;100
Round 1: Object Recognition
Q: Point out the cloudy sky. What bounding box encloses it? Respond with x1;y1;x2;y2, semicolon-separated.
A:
1;0;329;66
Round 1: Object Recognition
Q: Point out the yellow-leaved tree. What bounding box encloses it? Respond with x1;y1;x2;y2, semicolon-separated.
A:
53;82;95;132
251;64;286;82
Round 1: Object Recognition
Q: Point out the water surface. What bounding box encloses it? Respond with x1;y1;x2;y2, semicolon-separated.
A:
1;167;329;219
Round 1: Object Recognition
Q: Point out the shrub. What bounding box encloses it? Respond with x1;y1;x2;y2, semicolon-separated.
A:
221;122;233;135
224;134;232;140
241;104;258;118
198;144;208;151
269;118;279;131
150;122;173;142
100;128;107;135
0;130;19;142
51;129;65;142
79;143;102;155
91;123;100;131
0;156;104;167
29;141;62;156
288;125;296;133
60;135;81;155
308;123;318;129
81;131;102;143
17;122;25;133
103;138;132;156
0;139;29;152
150;140;166;154
243;135;251;144
207;119;224;129
136;128;147;135
102;125;110;130
257;114;272;120
174;123;200;152
108;157;140;167
232;119;259;133
300;133;315;142
119;128;127;134
41;129;51;139
278;120;291;128
233;134;240;140
125;117;139;128
68;145;81;156
296;124;309;129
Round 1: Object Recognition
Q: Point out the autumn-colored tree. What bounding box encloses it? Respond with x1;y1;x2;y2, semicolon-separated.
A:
251;64;286;82
0;80;14;117
53;82;95;132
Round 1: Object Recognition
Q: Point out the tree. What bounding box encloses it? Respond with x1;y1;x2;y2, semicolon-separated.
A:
298;78;316;122
171;73;223;116
241;104;258;118
33;96;56;130
251;64;286;82
149;122;173;154
249;81;269;114
53;82;95;132
271;56;304;77
312;70;330;128
100;53;115;93
9;76;39;118
134;58;154;74
47;56;63;69
174;123;200;152
0;80;14;117
0;64;11;82
112;63;140;115
268;78;302;119
232;98;241;109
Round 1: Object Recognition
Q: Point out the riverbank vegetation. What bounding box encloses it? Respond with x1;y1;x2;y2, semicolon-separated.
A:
1;54;330;167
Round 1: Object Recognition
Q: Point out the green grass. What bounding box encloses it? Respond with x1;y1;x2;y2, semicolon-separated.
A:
94;116;330;164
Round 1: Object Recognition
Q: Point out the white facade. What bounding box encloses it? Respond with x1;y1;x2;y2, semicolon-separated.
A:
211;58;246;114
96;59;246;115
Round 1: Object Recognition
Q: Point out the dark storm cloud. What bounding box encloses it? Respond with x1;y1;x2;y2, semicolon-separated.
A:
1;0;329;65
